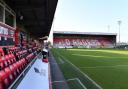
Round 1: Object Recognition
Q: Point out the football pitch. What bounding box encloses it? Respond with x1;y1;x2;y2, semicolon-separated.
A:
51;48;128;89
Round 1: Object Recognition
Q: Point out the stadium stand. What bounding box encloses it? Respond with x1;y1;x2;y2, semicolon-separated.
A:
54;37;115;48
53;31;116;48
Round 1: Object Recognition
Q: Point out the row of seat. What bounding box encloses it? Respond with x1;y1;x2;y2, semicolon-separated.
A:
0;54;16;70
0;58;27;89
0;47;38;89
0;49;29;70
26;53;35;63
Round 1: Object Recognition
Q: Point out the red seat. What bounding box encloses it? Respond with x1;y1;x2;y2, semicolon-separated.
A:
42;58;49;63
8;54;12;59
16;61;22;72
0;60;5;70
7;54;12;65
3;59;9;68
11;54;16;63
4;67;14;83
9;65;17;78
23;50;27;54
16;52;20;59
30;53;34;61
31;53;34;59
8;54;14;64
5;55;12;66
26;55;30;63
20;59;26;70
13;63;20;75
18;61;23;70
0;70;10;89
0;82;4;89
21;58;27;67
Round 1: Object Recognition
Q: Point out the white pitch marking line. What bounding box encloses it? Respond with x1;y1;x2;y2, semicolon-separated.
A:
76;78;87;89
55;51;103;89
52;80;66;83
58;57;65;64
52;78;77;83
67;78;87;89
52;78;87;89
67;78;78;81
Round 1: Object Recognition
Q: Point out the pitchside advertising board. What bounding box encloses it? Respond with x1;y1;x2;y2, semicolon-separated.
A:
0;24;15;46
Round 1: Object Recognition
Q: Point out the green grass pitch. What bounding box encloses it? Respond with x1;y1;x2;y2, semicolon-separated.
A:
51;48;128;89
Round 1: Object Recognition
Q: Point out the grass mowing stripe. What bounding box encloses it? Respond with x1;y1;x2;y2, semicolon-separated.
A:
68;49;128;55
72;54;128;58
55;50;103;89
72;54;105;58
79;64;128;69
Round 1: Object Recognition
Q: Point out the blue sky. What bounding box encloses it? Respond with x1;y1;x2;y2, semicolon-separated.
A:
49;0;128;42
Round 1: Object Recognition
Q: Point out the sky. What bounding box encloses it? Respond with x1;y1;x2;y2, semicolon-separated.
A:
49;0;128;42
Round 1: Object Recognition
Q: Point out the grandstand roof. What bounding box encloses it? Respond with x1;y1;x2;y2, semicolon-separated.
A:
5;0;58;38
54;31;117;36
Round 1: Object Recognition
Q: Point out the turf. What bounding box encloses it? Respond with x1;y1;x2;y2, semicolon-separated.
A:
51;48;128;89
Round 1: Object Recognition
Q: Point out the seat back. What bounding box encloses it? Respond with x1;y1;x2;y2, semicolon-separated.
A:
0;60;5;70
16;61;22;72
4;67;14;82
13;63;20;75
3;60;8;68
0;70;10;89
11;54;16;63
4;55;10;67
9;65;17;78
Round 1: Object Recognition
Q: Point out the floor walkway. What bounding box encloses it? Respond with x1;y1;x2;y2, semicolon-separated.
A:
49;51;70;89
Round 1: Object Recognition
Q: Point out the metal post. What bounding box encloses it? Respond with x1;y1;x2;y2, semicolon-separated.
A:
107;25;110;32
3;3;5;23
118;21;122;43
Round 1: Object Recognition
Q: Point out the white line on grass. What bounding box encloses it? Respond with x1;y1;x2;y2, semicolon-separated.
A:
76;78;87;89
79;65;128;69
67;78;87;89
52;80;66;83
67;78;78;81
53;78;87;89
55;51;103;89
58;57;65;64
52;78;78;83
